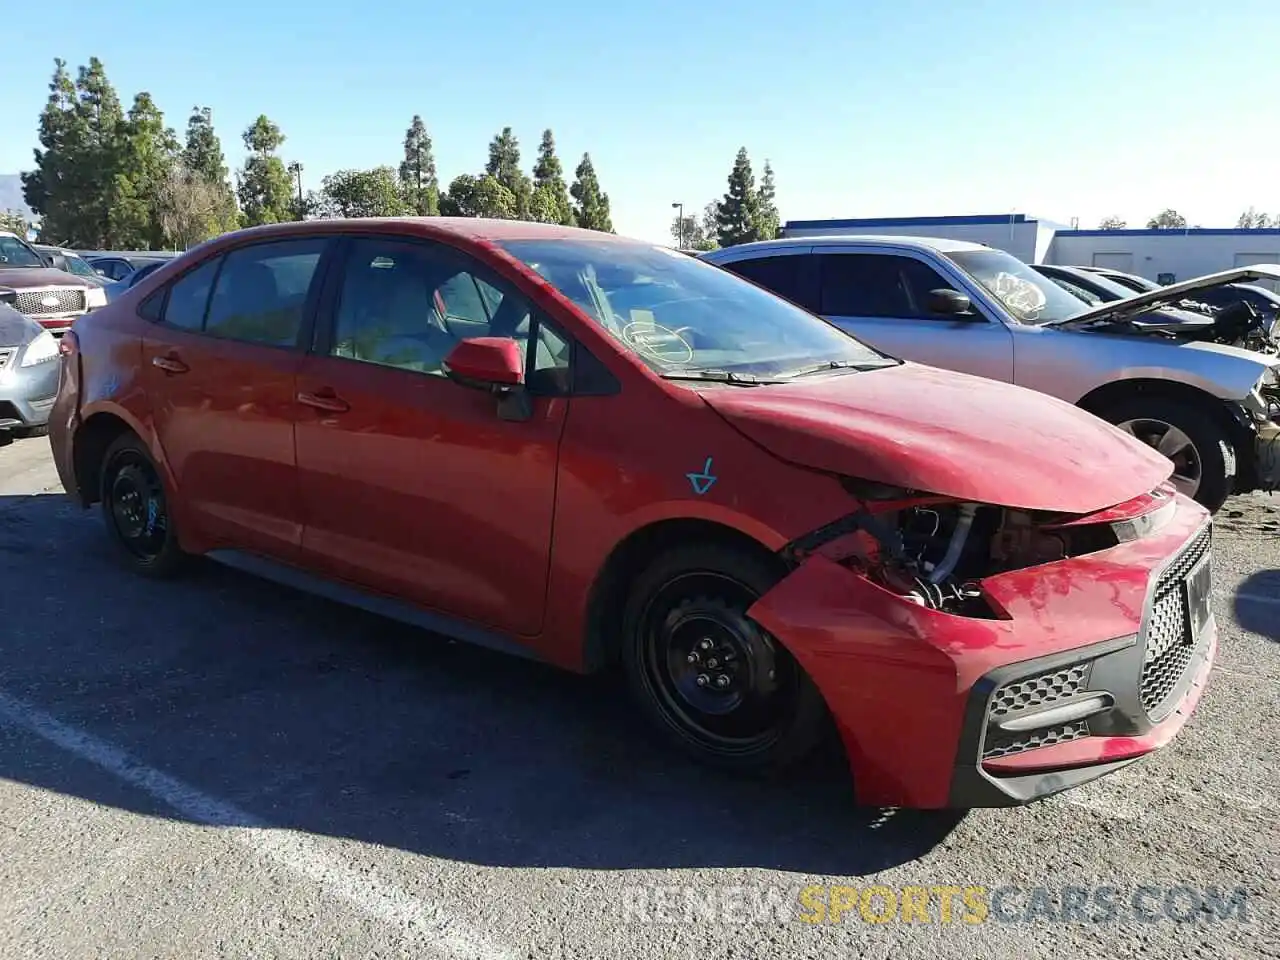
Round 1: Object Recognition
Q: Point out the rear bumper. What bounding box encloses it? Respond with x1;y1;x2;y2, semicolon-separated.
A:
747;494;1214;809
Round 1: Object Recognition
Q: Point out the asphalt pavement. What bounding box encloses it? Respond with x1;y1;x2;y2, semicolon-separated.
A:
0;435;1277;959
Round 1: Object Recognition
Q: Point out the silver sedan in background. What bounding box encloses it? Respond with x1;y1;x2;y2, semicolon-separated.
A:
0;293;61;441
702;238;1280;512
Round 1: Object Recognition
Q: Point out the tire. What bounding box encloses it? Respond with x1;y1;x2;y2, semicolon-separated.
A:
1102;395;1235;513
98;432;190;578
620;542;829;776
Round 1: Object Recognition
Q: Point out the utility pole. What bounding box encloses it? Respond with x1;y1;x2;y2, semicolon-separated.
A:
671;201;684;248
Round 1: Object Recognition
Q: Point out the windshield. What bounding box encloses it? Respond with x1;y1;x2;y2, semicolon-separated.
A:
1105;272;1160;293
62;253;99;278
0;236;44;269
497;238;893;380
948;249;1089;325
1071;270;1141;302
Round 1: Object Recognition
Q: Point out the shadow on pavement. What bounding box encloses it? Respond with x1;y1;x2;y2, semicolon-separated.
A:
1232;569;1280;639
0;492;962;876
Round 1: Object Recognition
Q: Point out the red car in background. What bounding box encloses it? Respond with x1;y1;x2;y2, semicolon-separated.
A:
49;218;1216;808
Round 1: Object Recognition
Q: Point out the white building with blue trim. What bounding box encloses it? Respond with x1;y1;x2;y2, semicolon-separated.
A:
780;214;1280;286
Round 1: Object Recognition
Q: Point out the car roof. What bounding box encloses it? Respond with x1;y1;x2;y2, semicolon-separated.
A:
702;234;992;258
203;218;638;248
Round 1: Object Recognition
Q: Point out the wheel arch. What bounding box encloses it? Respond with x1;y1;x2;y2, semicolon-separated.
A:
1077;377;1252;449
72;410;138;507
581;517;785;674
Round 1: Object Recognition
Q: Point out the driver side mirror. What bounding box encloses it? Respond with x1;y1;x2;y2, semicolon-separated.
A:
925;288;975;318
442;337;532;422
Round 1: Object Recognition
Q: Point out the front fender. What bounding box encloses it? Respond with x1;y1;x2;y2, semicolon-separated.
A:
1019;326;1272;403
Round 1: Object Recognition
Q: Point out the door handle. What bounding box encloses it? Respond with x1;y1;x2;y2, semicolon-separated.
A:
297;389;350;413
152;353;189;374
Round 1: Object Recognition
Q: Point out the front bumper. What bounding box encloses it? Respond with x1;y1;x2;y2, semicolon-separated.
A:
747;494;1215;809
0;355;60;431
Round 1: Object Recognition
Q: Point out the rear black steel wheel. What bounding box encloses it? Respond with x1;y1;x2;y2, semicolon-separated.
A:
621;544;828;775
99;433;189;577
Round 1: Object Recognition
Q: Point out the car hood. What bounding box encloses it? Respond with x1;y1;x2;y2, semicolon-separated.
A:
1051;264;1280;328
0;266;91;289
0;304;41;347
698;362;1173;514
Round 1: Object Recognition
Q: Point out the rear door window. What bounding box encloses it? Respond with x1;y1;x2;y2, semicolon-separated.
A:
161;259;220;331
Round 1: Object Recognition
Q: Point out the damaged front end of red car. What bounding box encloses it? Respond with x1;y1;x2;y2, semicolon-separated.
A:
747;480;1215;809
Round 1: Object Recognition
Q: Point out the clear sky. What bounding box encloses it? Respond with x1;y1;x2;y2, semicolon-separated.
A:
4;0;1278;243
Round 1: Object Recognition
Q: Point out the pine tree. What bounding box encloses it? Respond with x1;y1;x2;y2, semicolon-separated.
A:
715;147;761;248
114;92;180;248
24;58;132;247
21;59;80;243
399;115;439;216
485;127;531;219
569;153;613;232
530;129;573;225
756;160;780;241
75;58;131;247
236;115;294;226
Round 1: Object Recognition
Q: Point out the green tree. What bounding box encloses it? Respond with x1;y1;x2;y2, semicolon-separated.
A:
440;174;517;218
1098;216;1127;230
24;58;128;247
315;167;409;218
755;160;780;240
21;59;78;242
72;58;128;247
529;129;573;225
113;92;180;248
183;106;239;231
1146;208;1187;230
569;153;613;232
0;211;30;238
236;115;294;226
399;115;439;216
715;147;761;247
485;127;531;219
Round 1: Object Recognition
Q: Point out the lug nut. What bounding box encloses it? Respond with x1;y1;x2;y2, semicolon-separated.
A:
686;652;699;664
695;674;710;687
714;674;731;689
699;639;714;651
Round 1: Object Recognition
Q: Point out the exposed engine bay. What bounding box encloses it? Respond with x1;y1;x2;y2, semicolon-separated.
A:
1075;299;1279;353
786;491;1126;619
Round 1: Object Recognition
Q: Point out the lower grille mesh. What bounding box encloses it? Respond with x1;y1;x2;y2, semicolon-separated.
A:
984;721;1089;760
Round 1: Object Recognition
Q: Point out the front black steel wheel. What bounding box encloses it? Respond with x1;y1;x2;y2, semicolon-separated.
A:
99;433;188;577
621;544;828;775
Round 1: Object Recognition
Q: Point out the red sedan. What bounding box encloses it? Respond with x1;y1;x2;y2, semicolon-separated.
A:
48;218;1215;808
